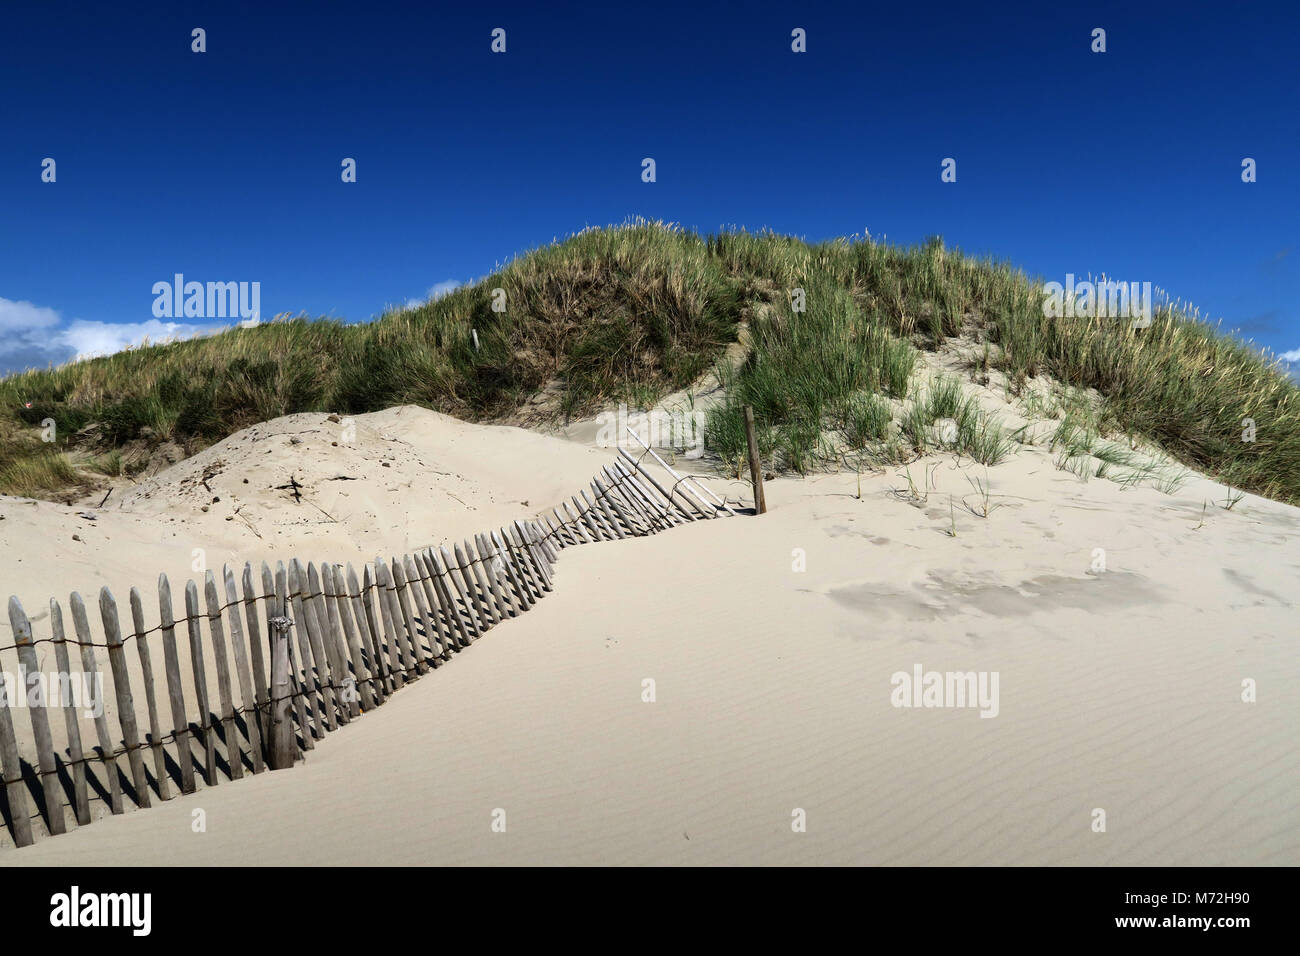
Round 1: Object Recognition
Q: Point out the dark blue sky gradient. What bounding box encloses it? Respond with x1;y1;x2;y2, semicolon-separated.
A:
1;0;1296;373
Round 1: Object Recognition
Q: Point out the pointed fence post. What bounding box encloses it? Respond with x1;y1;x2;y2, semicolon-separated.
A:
265;610;295;770
743;405;767;515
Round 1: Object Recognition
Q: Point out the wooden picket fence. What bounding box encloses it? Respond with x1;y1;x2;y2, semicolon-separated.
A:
0;450;734;849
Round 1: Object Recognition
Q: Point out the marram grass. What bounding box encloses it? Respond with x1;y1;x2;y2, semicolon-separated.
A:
2;221;1297;505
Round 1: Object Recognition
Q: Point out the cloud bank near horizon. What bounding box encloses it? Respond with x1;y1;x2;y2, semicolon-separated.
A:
0;296;217;376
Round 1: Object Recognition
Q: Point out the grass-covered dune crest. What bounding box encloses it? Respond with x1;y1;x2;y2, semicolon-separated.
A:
2;220;1298;505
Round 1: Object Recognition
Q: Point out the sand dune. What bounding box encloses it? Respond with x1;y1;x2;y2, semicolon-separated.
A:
4;399;1296;864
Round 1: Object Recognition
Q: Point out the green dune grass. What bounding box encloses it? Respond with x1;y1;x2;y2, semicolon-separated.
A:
3;221;1297;505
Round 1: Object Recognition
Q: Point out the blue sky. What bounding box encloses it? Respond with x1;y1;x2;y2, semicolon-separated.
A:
2;0;1297;376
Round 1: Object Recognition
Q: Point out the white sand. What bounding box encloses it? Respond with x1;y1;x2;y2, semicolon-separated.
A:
4;400;1297;864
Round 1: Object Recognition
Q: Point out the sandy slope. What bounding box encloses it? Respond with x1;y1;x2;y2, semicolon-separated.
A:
0;405;609;637
5;405;1297;864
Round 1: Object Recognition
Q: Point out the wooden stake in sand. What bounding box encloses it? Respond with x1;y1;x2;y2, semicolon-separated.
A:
183;581;220;786
222;567;265;772
427;550;471;651
157;576;197;794
0;638;34;846
347;564;389;695
287;562;327;738
743;405;767;515
8;597;66;833
49;599;92;823
265;601;295;770
325;564;372;710
270;562;311;750
70;591;124;813
201;574;243;779
128;588;171;799
99;589;152;805
240;563;270;735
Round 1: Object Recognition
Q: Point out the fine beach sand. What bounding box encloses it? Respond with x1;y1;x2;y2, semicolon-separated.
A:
3;396;1297;865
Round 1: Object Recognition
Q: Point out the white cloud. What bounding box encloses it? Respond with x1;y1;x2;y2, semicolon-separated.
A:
0;295;220;375
57;318;215;361
403;279;466;310
1279;348;1300;363
428;279;464;299
0;297;62;334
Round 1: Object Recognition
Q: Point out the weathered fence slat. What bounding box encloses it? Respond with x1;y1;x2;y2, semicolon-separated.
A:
305;563;348;724
315;563;357;717
617;448;698;521
347;564;388;701
494;529;534;610
501;530;533;608
49;600;91;824
625;429;729;516
598;478;644;538
405;554;446;664
371;556;410;676
615;459;677;528
519;521;554;591
8;597;66;833
605;466;662;531
270;562;311;750
202;574;242;780
319;565;359;715
389;558;429;674
443;545;482;639
413;552;452;659
240;563;270;740
475;534;512;621
128;589;171;801
0;638;34;845
538;520;564;556
222;567;265;772
594;484;631;538
488;532;523;616
542;515;570;548
157;576;197;794
464;539;501;629
293;562;335;732
511;522;544;588
507;525;544;600
559;502;591;543
183;581;219;786
530;522;558;581
573;495;606;541
99;589;152;806
451;543;490;634
522;522;553;590
285;561;327;739
427;550;471;652
550;508;577;545
264;573;295;770
327;564;372;711
591;483;631;538
398;555;437;668
373;560;411;685
602;465;653;530
70;592;123;813
583;493;615;540
363;564;400;691
567;499;598;540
